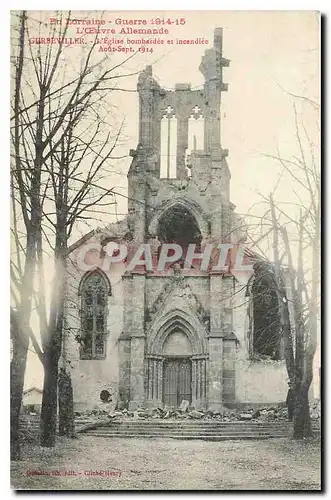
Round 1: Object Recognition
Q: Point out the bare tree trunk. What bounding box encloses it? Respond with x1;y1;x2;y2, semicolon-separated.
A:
40;350;58;447
58;368;75;437
40;225;66;446
11;242;39;458
293;384;313;438
281;223;315;438
270;194;295;420
11;228;39;459
10;325;29;460
10;11;30;461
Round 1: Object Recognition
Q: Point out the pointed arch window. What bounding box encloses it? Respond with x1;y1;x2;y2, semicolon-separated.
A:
78;270;111;360
246;262;283;361
160;105;177;179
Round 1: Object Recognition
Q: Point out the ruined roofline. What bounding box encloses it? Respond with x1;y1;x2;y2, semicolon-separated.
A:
136;27;230;93
129;26;230;177
67;216;128;255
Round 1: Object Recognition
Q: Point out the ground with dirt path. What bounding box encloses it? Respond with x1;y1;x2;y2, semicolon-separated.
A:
11;435;321;491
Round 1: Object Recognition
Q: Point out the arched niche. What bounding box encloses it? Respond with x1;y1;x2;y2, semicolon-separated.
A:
148;197;209;241
157;205;202;246
162;330;193;356
147;309;207;356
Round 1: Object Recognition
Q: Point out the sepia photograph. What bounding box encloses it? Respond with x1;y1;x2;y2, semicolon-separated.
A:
10;9;321;491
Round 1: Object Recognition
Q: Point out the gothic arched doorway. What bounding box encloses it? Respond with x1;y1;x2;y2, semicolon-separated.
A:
146;309;208;409
162;331;192;407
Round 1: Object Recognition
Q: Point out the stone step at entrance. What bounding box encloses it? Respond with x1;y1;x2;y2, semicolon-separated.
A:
88;434;291;441
84;423;293;431
82;421;321;441
87;430;292;438
20;417;321;441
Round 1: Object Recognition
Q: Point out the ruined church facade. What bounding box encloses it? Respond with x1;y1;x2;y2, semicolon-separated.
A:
63;29;288;411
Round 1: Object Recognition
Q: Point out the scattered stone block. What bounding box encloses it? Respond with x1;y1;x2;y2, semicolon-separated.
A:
189;410;204;419
252;409;260;419
179;400;190;412
239;413;253;421
267;410;276;419
137;411;148;419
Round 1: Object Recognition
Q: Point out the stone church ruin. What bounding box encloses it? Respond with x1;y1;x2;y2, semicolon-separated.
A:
63;28;288;411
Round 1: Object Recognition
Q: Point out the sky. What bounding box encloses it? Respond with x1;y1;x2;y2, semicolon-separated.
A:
93;10;319;219
18;10;320;388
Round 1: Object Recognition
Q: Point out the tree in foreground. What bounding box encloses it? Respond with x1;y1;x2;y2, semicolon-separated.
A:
10;10;136;453
247;93;320;438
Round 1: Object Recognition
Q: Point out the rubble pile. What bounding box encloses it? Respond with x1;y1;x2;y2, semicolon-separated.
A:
120;405;291;422
74;398;321;424
74;408;112;422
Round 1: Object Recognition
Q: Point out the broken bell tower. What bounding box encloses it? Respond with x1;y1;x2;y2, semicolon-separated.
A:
119;28;239;410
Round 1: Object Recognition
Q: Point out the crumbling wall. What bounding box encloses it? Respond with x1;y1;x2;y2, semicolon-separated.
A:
232;275;287;405
64;236;125;410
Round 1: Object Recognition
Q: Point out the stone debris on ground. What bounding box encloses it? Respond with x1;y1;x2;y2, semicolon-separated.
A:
21;400;321;439
72;399;320;424
71;400;321;422
179;399;190;412
239;413;253;421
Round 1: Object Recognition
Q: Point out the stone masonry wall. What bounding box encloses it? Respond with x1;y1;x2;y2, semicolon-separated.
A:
232;275;288;405
63;238;125;411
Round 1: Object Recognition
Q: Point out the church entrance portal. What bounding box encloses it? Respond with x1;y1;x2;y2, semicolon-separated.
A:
146;324;208;409
163;357;192;407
